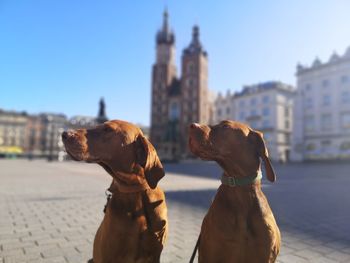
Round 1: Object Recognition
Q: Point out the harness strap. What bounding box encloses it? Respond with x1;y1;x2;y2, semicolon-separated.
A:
189;234;200;263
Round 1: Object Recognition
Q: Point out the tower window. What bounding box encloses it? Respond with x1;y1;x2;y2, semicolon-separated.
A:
187;62;195;74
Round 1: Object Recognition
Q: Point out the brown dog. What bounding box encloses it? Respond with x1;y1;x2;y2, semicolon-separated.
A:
189;120;280;263
62;120;168;263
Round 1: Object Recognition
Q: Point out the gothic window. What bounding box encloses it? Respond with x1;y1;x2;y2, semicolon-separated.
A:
187;62;194;74
169;102;180;120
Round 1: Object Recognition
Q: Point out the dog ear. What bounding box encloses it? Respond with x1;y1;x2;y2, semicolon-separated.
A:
249;130;276;182
136;135;165;189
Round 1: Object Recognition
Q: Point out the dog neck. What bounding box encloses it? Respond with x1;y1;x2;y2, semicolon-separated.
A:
110;171;150;194
221;170;262;188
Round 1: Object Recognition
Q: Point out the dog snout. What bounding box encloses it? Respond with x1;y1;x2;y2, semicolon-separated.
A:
61;131;68;140
61;130;75;141
190;123;201;130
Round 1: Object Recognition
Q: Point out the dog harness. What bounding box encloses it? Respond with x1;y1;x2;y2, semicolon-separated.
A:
221;170;262;187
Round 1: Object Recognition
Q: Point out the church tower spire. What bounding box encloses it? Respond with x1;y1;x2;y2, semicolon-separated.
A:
156;8;174;45
150;10;178;154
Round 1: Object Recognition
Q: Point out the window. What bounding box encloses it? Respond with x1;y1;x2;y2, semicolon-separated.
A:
322;95;331;106
322;79;329;87
250;120;259;128
304;98;313;109
239;112;245;120
226;107;230;114
250;109;258;116
285;107;289;117
285;120;290;129
187;62;194;74
321;140;331;152
262;108;270;116
285;134;290;144
341;75;348;84
218;109;222;116
263;132;271;142
305;83;312;91
342;91;350;103
250;98;257;105
187;79;194;87
169;102;180;120
263;95;269;103
340;141;350;151
340;112;350;128
304;116;315;132
321;114;332;130
306;143;316;152
262;120;270;128
239;100;245;107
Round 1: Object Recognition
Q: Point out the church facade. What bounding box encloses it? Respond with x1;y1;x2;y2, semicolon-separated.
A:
150;11;212;160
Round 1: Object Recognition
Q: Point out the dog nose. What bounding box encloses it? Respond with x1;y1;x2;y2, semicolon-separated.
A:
190;123;200;129
61;131;68;140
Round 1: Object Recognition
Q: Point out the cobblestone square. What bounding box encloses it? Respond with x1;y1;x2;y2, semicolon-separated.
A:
0;160;349;262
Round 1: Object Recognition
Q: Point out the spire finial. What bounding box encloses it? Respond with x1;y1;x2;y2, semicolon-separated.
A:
192;25;200;44
163;7;169;33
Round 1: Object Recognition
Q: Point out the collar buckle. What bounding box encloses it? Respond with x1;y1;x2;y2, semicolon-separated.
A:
227;176;236;187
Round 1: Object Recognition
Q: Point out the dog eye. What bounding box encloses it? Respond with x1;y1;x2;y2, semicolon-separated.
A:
222;124;230;129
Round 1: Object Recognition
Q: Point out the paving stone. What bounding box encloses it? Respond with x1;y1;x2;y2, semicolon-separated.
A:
0;160;349;262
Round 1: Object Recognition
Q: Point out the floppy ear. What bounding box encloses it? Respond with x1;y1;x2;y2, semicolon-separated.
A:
249;130;276;182
136;135;165;189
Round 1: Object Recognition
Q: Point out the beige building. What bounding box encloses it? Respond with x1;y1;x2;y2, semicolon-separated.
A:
215;82;295;162
0;109;29;156
292;47;350;161
150;10;211;160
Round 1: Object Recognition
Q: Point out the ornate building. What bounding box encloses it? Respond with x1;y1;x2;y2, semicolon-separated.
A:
291;47;350;161
214;82;295;162
150;10;211;160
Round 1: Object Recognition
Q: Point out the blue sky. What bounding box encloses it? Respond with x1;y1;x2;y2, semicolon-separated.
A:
1;1;350;126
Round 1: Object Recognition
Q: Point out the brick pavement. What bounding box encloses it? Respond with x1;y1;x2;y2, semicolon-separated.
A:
0;160;349;262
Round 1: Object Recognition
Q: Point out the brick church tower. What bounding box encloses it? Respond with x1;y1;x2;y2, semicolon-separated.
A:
180;25;209;155
150;10;210;160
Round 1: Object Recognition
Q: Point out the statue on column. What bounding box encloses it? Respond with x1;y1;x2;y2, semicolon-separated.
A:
96;97;108;124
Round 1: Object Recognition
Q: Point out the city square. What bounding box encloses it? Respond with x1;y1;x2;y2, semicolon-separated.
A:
0;159;349;263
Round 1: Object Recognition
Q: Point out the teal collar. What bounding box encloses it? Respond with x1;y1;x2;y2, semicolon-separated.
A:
221;170;262;187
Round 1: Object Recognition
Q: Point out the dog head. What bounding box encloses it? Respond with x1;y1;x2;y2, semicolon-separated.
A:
62;120;164;189
189;120;275;182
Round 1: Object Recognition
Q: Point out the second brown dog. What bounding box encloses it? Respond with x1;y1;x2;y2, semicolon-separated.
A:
189;120;281;263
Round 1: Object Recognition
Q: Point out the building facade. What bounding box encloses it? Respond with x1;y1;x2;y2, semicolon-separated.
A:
150;10;211;160
215;82;295;162
291;48;350;161
0;110;29;156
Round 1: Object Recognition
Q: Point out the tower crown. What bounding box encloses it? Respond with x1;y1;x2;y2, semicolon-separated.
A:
156;9;175;45
183;25;207;56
